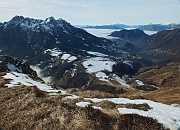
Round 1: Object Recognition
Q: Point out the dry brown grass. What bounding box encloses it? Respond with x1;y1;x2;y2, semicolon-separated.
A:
117;103;150;111
93;100;150;111
94;100;116;109
142;87;180;105
0;86;167;130
135;62;180;88
67;88;121;98
114;114;166;130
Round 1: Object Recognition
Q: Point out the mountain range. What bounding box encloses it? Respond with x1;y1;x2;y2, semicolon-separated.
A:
81;23;180;31
0;16;180;130
0;16;179;89
0;16;145;91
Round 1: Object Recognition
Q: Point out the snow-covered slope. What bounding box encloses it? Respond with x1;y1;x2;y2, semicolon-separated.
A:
3;70;179;130
76;97;180;130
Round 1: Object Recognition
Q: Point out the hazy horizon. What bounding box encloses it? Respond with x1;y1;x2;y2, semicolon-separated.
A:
0;0;180;25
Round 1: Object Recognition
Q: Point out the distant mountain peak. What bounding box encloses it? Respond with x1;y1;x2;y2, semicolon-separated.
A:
45;16;56;22
109;29;148;45
10;15;25;22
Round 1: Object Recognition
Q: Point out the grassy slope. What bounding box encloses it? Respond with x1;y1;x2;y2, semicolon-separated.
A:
0;86;165;130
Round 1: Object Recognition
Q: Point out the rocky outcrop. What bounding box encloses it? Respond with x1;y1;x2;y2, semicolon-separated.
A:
0;55;37;77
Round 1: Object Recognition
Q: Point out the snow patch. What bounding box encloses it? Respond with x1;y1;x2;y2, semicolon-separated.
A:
112;74;130;88
66;95;80;99
96;72;109;81
82;57;115;73
67;56;77;63
30;65;52;83
2;72;59;93
123;60;133;68
87;97;180;130
7;63;22;73
44;48;62;57
76;102;91;107
87;51;108;57
136;80;145;86
61;54;77;63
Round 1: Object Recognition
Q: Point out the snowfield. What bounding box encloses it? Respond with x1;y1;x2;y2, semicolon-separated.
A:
61;54;77;63
44;48;77;63
82;57;131;87
82;57;115;73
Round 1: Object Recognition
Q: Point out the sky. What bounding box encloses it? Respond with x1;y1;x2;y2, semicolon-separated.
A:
0;0;179;25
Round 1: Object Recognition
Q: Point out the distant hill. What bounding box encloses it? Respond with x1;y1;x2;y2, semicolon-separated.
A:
136;23;180;31
82;24;129;29
138;29;180;63
109;29;149;45
115;42;136;53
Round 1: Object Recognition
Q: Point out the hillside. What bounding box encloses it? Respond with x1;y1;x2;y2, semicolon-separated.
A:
0;56;179;130
138;29;180;63
109;29;149;45
0;16;149;91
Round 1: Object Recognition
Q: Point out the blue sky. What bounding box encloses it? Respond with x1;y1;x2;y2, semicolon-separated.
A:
0;0;179;25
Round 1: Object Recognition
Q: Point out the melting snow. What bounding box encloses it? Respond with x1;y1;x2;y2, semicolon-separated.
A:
96;72;109;81
136;80;145;85
61;54;71;60
2;72;59;93
66;94;80;99
30;65;52;84
87;51;108;57
2;71;180;129
61;54;77;63
73;95;180;129
82;57;115;73
86;97;180;130
67;56;77;63
123;60;133;68
112;74;130;88
7;63;22;73
76;102;91;107
44;48;62;57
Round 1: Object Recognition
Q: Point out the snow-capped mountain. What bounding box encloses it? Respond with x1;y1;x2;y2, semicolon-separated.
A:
0;16;121;59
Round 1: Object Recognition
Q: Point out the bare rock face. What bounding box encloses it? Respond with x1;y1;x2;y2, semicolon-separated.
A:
0;55;37;77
